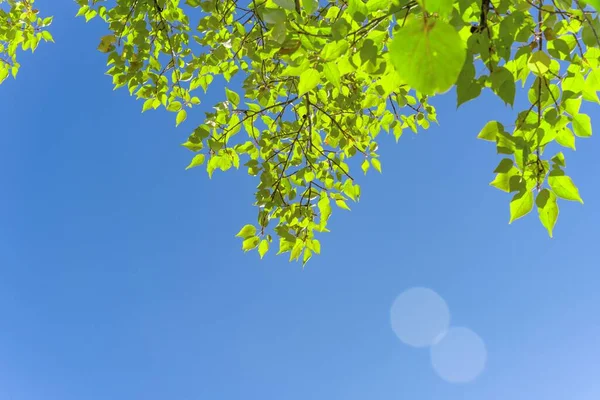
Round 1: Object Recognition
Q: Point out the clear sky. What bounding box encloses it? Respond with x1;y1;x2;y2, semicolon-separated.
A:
1;1;600;399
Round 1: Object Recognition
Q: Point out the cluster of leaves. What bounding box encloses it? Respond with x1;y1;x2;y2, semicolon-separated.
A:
0;0;53;83
2;0;598;264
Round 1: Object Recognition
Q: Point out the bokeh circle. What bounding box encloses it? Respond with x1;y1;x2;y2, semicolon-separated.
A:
430;326;487;383
390;287;451;348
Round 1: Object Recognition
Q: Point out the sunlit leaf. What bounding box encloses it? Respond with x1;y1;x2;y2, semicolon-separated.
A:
389;18;466;95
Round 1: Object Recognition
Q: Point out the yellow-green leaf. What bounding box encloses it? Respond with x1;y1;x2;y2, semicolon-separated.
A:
527;51;550;75
298;68;321;96
258;239;269;259
389;18;466;95
536;189;559;237
548;173;583;203
478;121;505;141
97;34;116;53
371;158;382;173
176;109;187;127
242;236;260;252
572;113;592;137
185;154;205;170
236;224;256;239
509;190;534;223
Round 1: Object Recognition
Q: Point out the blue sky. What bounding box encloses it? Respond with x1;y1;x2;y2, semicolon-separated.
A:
1;1;600;399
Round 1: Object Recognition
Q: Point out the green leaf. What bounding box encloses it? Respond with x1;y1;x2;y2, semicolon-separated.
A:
536;189;559;237
478;121;504;141
587;0;600;12
347;0;368;23
225;87;240;106
555;127;576;150
41;31;54;43
302;248;312;265
361;159;370;174
142;99;154;113
323;62;341;89
419;0;454;17
176;109;187;127
185;154;206;169
263;8;287;24
274;0;296;10
572;113;592;137
389;18;466;95
551;152;566;167
320;40;349;61
318;195;332;222
298;68;320;96
548;172;583;203
366;0;389;12
509;190;534;224
304;0;318;14
527;51;550;75
491;67;516;106
290;242;303;261
371;158;382;172
332;19;350;41
97;34;116;53
490;159;519;192
311;239;321;254
258;239;269;259
236;224;257;239
181;141;203;152
335;199;351;210
242;236;260;252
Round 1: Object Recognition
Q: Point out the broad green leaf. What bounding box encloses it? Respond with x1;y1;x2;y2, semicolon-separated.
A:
361;159;370;174
303;0;318;14
587;0;600;12
263;8;287;24
176;109;187;127
225;87;240;106
548;172;583;203
419;0;454;17
298;68;320;96
302;248;312;265
478;121;505;141
274;0;296;10
97;34;116;53
347;0;368;23
509;190;534;223
289;242;303;261
311;239;321;254
556;127;576;150
182;140;203;152
242;236;260;252
185;154;205;169
389;18;466;95
584;69;600;103
142;99;154;113
323;62;341;89
491;67;516;106
490;159;520;192
258;239;269;259
332;19;350;41
572;113;592;137
527;51;550;75
371;158;382;172
336;199;351;210
366;0;389;12
320;40;349;61
236;224;257;239
318;195;331;223
536;189;559;237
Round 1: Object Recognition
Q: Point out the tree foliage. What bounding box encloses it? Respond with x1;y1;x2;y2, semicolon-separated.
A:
1;0;598;263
